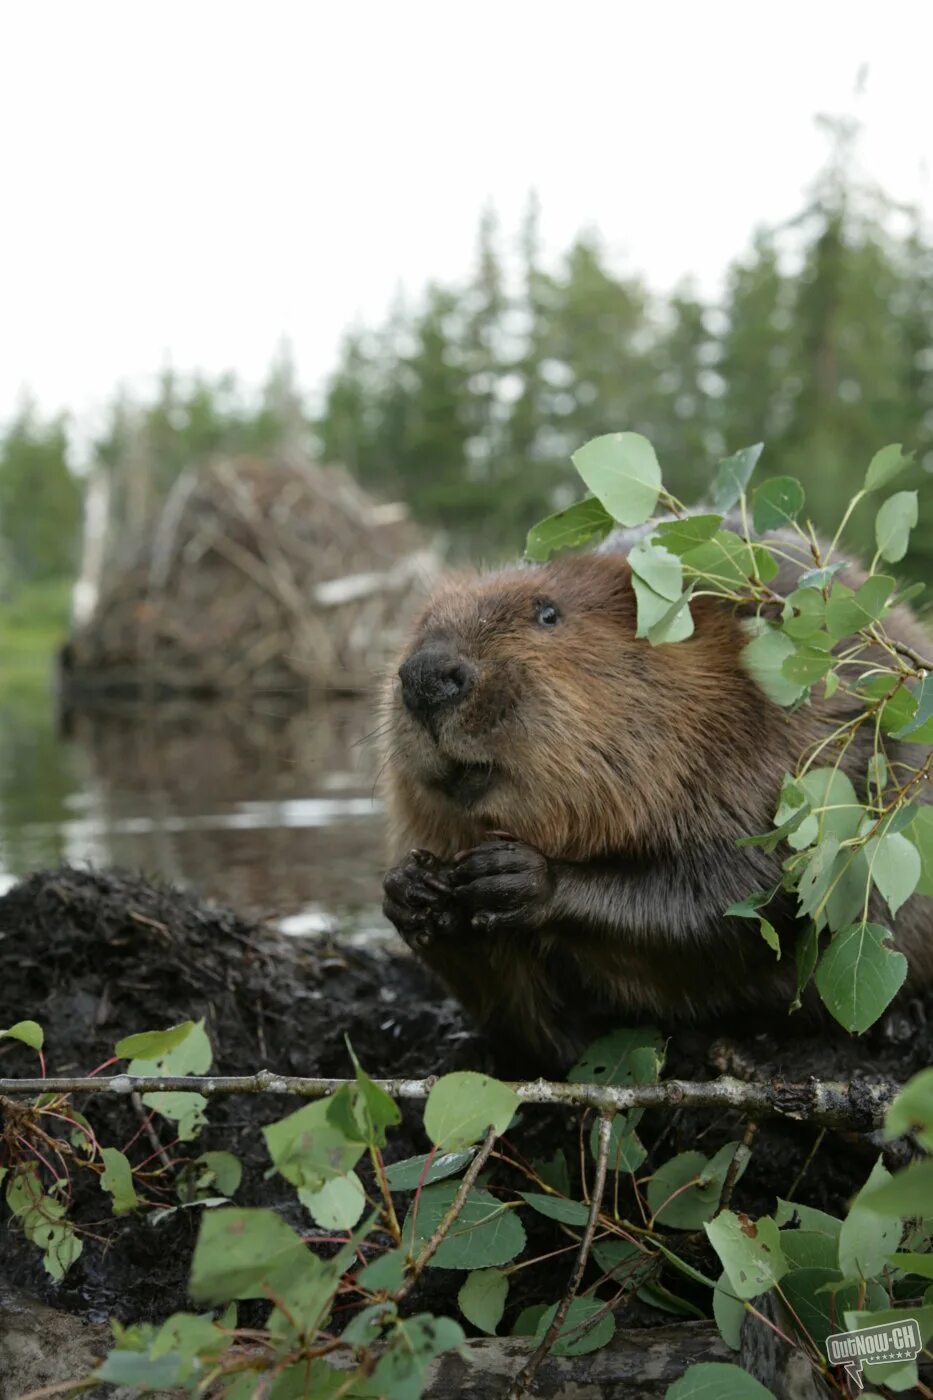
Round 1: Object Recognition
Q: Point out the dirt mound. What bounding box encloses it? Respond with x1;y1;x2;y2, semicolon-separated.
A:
0;867;474;1321
1;867;929;1334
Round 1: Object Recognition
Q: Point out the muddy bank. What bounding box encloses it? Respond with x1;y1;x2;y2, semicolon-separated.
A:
0;866;930;1385
0;866;478;1325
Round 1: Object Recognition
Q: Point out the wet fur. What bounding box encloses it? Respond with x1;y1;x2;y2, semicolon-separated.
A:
382;532;933;1071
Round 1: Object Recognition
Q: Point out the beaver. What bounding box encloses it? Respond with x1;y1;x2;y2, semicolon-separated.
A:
381;526;933;1072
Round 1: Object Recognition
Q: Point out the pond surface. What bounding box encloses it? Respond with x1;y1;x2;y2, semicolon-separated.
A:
0;672;393;944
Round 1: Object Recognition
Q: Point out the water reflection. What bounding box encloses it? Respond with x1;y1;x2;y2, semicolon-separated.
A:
0;679;392;941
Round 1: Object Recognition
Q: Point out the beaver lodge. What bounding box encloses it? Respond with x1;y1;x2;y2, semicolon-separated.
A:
61;457;439;701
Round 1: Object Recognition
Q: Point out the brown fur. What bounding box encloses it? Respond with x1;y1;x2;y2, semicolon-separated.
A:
381;535;933;1071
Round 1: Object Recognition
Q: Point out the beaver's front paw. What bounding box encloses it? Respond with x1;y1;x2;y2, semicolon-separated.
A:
383;849;464;950
449;840;555;932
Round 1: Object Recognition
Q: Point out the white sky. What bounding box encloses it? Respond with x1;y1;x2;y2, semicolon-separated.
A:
2;0;932;438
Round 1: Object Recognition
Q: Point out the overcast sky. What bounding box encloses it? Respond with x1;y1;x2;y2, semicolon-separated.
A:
2;1;932;436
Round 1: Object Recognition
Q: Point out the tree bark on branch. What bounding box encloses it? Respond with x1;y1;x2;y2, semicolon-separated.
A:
0;1069;900;1132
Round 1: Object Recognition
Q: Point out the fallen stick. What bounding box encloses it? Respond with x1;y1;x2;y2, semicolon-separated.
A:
0;1070;900;1131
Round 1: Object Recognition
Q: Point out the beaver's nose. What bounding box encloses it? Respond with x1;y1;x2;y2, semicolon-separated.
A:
399;648;476;720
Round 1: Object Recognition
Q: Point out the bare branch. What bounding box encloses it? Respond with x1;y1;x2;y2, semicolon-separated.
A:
508;1110;614;1400
0;1071;900;1132
395;1124;499;1301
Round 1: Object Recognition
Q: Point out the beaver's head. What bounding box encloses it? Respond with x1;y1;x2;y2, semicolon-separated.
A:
384;553;776;862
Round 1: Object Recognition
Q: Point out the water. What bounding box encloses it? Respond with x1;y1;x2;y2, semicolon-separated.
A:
0;674;394;944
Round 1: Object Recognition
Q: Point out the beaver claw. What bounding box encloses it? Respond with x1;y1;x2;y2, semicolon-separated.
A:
382;850;464;948
449;840;555;932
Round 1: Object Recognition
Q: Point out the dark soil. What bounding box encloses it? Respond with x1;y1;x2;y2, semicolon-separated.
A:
1;866;930;1339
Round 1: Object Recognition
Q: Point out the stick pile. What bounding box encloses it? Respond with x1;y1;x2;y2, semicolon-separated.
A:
64;457;440;698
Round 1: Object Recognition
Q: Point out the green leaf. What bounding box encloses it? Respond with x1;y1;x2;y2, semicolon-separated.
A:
383;1149;476;1191
704;1211;787;1299
910;807;933;898
569;1026;663;1135
885;1067;933;1150
525;497;613;562
647;1143;746;1229
263;1097;365;1192
458;1267;508;1335
571;432;662;527
781;767;862;850
403;1184;526;1270
875;490;918;563
299;1171;367;1230
725;891;774;917
357;1247;407;1293
781;1269;870;1356
759;919;781;958
423;1071;518;1151
752;477;805;532
712;1272;745;1350
632;575;695;644
646;586;696;646
711;443;764;513
100;1148;139;1216
519;1192;590;1226
774;1199;842;1236
797;561;847;590
592;1237;656;1290
865;831;920;917
843;1304;933;1391
189;1151;242;1199
773;1198;840;1232
892;673;933;739
741;627;805;706
653;514;722;554
629;538;683;601
815;922;908;1032
825;575;895;641
0;1019;44;1051
795;835;841;921
346;1041;402;1147
865;443;914;492
889;1251;933;1280
593;1117;646;1173
779;1230;839;1271
781;587;826;640
511;1303;549;1337
115;1021;197;1060
666;1362;776;1399
533;1296;615;1357
569;1027;664;1087
533;1149;570;1196
682;531;771;591
638;1280;707;1319
130;1020;212;1143
189;1208;321;1303
781;645;835;687
364;1313;465;1397
340;1300;396;1346
96;1353;189;1389
860;1161;933;1217
839;1158;903;1281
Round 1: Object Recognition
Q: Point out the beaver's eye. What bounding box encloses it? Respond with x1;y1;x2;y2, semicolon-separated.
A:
535;599;561;628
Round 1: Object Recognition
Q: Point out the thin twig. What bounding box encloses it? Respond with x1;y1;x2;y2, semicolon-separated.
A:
0;1072;900;1132
508;1110;614;1400
394;1124;498;1300
129;1091;172;1173
718;1119;759;1214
